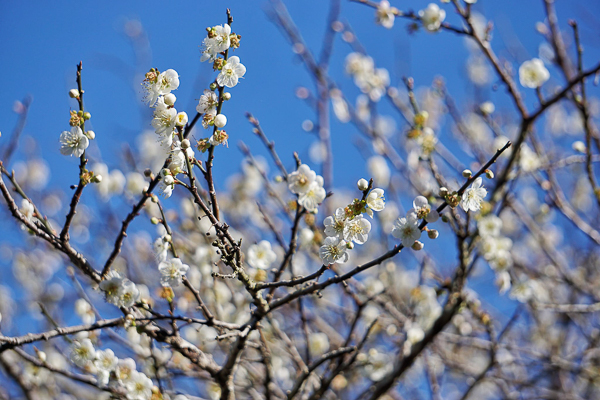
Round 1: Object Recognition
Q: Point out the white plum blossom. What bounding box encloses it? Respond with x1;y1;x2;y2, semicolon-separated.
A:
298;176;326;212
70;339;96;369
409;196;439;223
478;214;502;237
217;56;246;88
200;24;232;62
324;207;347;238
288;164;317;195
164;93;176;106
119;280;140;308
94;349;118;387
412;286;442;330
366;188;385;217
343;215;372;245
519;58;550;88
115;358;137;385
375;0;395;29
419;3;446;32
125;370;154;400
75;298;95;324
157;69;180;96
519;145;541;172
176;111;188;127
247;240;277;270
19;199;34;230
214;114;227;128
59;126;89;157
319;236;349;265
344;53;389;102
99;271;140;308
345;53;375;77
197;89;219;114
154;235;170;262
158;257;189;287
159;174;175;198
461;177;487;212
496;270;511;295
151;104;177;147
392;213;422;247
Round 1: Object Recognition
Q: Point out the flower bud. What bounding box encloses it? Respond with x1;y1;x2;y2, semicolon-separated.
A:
164;93;177;106
176;112;188;127
572;141;586;153
442;215;449;223
427;229;439;239
69;89;80;98
151;194;159;203
164;234;172;242
222;92;231;100
439;187;448;197
357;178;369;191
36;350;47;362
411;240;424;251
480;101;495;115
164;175;175;185
151;217;159;225
93;174;103;183
181;139;191;149
209;82;218;91
214;114;227;128
85;130;95;140
346;241;354;250
462;169;472;178
485;169;494;179
83;112;91;120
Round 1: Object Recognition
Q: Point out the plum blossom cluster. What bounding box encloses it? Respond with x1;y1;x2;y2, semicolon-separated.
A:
69;339;163;399
345;52;390;102
196;23;245;152
477;214;514;295
99;271;140;308
288;164;327;212
392;196;438;249
141;67;195;199
319;179;385;265
59;90;94;158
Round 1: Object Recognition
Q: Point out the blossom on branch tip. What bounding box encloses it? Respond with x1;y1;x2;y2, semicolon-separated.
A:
201;24;232;62
59;126;89;157
460;177;487;212
375;0;396;29
217;56;246;88
419;3;446;32
519;58;549;88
